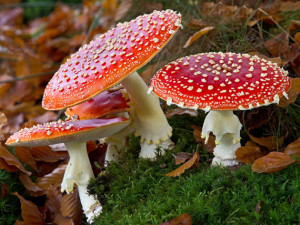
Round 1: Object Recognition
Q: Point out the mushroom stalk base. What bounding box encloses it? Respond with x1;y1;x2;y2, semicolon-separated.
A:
62;142;102;223
122;71;173;159
201;110;241;167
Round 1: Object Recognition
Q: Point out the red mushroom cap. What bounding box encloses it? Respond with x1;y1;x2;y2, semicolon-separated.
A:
6;117;130;146
65;88;130;120
150;52;291;110
43;10;181;110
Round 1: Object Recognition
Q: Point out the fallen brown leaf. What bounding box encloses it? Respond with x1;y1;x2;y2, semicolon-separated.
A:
278;78;300;108
14;192;45;225
14;146;38;171
264;32;289;58
236;142;267;164
183;26;214;48
280;1;300;12
255;201;265;213
19;173;44;194
54;214;75;225
284;138;300;159
192;125;215;153
60;190;83;224
29;146;60;163
114;0;132;22
1;183;9;199
45;185;62;222
36;164;66;190
252;152;296;173
165;108;198;118
0;144;31;176
159;213;192;225
249;133;284;150
172;152;193;165
166;151;200;177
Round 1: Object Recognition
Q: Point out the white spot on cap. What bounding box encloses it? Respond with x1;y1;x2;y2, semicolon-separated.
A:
208;85;213;90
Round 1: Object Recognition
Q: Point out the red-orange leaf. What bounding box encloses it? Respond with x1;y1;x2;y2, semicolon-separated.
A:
252;152;296;173
159;213;192;225
183;26;214;48
284;138;300;159
166;151;200;177
0;144;31;176
235;142;267;164
13;192;45;225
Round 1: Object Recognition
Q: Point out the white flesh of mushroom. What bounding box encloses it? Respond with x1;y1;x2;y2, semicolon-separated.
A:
201;110;242;167
121;71;173;159
62;142;102;223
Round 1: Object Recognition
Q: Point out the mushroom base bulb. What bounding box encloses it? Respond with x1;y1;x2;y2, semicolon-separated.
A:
139;138;174;159
62;142;102;223
202;110;242;167
122;72;173;159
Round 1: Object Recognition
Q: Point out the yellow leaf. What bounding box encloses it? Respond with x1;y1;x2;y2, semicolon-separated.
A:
183;26;214;48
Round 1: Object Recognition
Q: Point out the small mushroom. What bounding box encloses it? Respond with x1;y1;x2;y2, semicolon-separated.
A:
6;117;130;223
42;10;182;159
65;87;133;163
150;52;291;167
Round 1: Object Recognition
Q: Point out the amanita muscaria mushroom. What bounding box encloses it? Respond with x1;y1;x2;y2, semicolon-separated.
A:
6;117;130;223
65;87;133;162
150;52;291;166
42;10;181;159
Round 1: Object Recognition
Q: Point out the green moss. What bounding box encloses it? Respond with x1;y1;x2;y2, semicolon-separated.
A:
0;170;24;225
92;154;300;225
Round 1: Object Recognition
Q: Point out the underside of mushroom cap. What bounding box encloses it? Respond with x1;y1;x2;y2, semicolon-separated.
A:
65;88;130;120
6;117;130;146
150;52;291;111
43;10;181;110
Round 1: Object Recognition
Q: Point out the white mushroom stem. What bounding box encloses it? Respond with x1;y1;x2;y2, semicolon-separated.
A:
103;125;134;164
61;142;102;223
201;110;242;167
121;71;173;159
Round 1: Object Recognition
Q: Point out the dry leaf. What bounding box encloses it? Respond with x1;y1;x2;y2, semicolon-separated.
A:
0;144;31;176
236;142;267;164
19;173;44;194
14;192;45;225
278;78;300;108
255;201;265;213
140;64;158;83
29;146;60;162
183;26;214;48
284;138;300;159
54;214;75;225
165;108;198;118
114;0;132;21
264;32;289;58
14;146;38;171
1;183;9;199
159;213;192;225
188;19;210;29
14;220;26;225
166;151;200;177
46;185;62;222
295;32;300;44
172;152;193;165
280;1;300;12
60;190;83;224
192;125;215;153
36;164;66;190
249;133;284;150
252;152;295;173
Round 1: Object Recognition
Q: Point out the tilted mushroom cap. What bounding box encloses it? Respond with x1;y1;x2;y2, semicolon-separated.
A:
43;10;181;110
150;52;291;111
65;88;130;120
6;117;130;146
